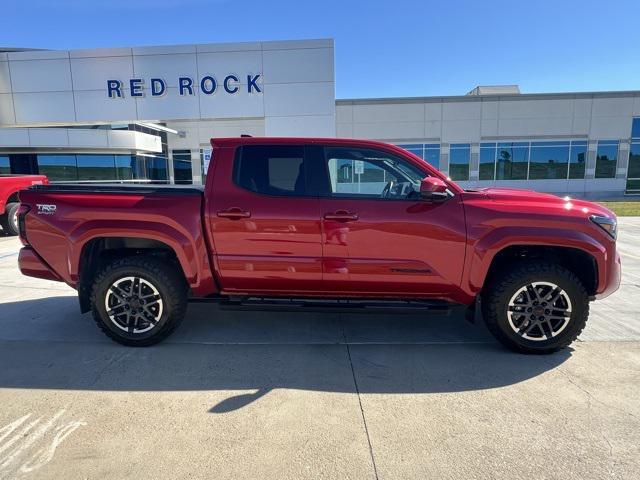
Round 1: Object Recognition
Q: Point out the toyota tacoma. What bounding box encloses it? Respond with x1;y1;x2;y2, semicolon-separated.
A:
16;137;621;353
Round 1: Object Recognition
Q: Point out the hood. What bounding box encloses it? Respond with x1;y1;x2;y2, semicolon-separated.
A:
468;187;615;218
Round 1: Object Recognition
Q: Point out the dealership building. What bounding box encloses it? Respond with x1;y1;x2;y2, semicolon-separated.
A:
1;38;639;197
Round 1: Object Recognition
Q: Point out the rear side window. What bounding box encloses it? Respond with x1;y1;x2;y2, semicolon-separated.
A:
234;145;307;196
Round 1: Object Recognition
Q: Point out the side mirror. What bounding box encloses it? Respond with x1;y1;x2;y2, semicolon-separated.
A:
419;177;449;202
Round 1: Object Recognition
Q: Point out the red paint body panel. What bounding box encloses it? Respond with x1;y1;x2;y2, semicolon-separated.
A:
17;137;621;307
0;175;48;213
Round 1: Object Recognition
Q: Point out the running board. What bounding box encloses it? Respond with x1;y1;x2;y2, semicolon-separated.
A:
190;296;459;315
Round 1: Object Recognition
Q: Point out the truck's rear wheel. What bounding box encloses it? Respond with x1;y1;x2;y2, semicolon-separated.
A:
1;202;20;235
482;261;589;354
90;256;188;346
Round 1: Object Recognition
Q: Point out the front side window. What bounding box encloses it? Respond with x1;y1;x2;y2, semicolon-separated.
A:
595;140;619;179
235;145;307;196
324;147;425;199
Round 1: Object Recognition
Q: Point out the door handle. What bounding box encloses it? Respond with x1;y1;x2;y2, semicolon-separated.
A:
217;207;251;219
324;210;359;222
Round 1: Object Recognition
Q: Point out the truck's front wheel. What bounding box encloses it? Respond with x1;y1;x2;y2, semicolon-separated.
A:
482;261;589;354
90;256;188;346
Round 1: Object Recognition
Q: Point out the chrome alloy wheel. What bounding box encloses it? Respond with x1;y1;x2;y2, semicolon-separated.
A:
104;276;164;334
507;282;572;341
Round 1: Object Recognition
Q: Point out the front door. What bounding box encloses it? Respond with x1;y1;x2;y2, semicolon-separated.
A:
313;145;467;297
209;144;323;295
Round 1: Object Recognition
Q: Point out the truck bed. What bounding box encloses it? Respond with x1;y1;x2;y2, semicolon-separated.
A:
28;183;204;196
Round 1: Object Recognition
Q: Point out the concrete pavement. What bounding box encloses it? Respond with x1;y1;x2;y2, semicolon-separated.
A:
0;219;639;479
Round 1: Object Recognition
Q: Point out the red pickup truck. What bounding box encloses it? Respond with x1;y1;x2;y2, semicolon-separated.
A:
17;137;621;353
1;174;48;235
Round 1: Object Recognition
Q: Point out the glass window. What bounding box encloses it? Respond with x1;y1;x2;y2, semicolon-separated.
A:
449;144;470;181
632;118;640;139
496;143;528;180
479;144;496;180
172;150;193;184
595;140;619;179
76;155;116;181
37;155;77;181
424;145;440;170
569;141;588;179
146;155;168;183
398;144;424;160
528;143;569;180
115;155;135;181
628;142;640;179
0;156;9;175
324;147;425;199
236;145;306;196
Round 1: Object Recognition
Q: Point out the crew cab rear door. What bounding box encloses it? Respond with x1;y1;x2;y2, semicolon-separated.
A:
310;144;467;296
208;144;323;294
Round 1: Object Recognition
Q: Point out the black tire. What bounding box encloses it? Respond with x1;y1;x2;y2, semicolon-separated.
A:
90;256;188;346
1;202;20;236
482;261;589;354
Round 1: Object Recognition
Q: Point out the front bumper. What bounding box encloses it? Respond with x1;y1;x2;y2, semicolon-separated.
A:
595;249;621;300
18;247;62;282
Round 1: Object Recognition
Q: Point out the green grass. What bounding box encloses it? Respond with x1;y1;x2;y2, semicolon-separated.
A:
597;201;640;216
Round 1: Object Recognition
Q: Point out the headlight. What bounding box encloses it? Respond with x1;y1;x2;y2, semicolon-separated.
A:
590;215;617;239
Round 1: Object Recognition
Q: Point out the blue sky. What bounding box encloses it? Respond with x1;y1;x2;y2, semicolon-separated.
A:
2;0;639;99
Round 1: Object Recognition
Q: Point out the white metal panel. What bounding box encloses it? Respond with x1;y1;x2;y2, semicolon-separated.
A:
67;128;109;148
74;90;137;122
13;92;76;124
28;128;69;147
199;89;264;119
70;56;135;91
589;116;633;139
196;51;262;82
263;82;334;117
0;62;11;94
442;101;481;120
0;93;15;124
10;59;72;93
263;47;334;84
265;115;335;137
498;98;574;119
497;117;573;137
0;127;29;146
442;119;481;142
352;103;424;123
335;104;353;123
136;88;200;121
133;54;198;88
352;121;424;140
591;97;633;117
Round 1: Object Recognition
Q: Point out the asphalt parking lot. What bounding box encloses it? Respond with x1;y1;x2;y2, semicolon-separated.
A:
0;219;639;480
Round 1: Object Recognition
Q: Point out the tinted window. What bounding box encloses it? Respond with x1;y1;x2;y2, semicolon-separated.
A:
424;146;440;169
479;145;496;180
628;142;640;178
115;155;135;181
172;150;193;184
568;142;587;179
595;141;619;179
528;144;569;180
449;144;470;181
496;143;528;180
0;156;9;175
76;155;116;181
236;145;307;196
632;118;640;139
37;155;77;181
324;147;425;199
